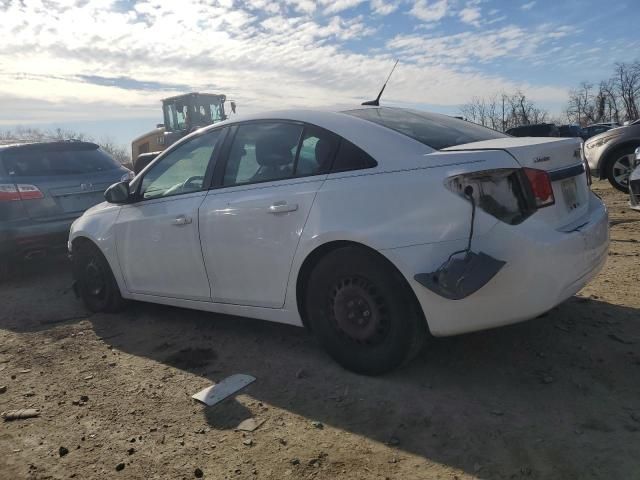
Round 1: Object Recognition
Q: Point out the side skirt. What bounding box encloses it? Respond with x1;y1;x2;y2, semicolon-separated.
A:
122;292;304;327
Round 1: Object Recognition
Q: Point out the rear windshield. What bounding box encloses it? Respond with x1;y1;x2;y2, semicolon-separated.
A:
3;148;120;177
343;107;507;150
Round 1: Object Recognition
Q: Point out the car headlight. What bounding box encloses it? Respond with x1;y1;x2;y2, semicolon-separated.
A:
121;171;135;182
585;134;620;150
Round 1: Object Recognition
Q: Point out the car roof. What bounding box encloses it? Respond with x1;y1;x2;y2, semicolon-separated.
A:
0;140;99;153
185;107;437;169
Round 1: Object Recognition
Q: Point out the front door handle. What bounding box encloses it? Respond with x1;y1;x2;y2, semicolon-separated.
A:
268;202;298;214
171;215;193;226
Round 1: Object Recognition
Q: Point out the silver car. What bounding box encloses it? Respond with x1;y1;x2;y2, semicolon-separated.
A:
584;119;640;192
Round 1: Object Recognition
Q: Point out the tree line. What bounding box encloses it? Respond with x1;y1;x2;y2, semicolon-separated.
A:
460;61;640;131
0;127;131;165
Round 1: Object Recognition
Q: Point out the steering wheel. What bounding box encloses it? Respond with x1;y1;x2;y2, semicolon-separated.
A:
182;175;205;191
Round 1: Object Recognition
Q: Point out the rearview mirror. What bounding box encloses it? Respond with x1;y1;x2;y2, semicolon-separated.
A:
104;181;131;204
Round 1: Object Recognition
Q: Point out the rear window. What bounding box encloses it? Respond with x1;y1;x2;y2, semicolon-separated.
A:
3;147;120;177
343;107;507;150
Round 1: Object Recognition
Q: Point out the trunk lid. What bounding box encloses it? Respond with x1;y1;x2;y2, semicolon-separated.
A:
444;137;590;228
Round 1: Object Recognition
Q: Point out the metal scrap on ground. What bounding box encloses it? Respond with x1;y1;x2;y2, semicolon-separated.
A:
2;409;40;421
191;374;256;407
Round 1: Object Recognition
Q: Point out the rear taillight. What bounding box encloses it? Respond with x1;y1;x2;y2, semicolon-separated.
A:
0;183;43;201
446;169;535;225
523;168;554;208
0;184;21;201
17;184;44;200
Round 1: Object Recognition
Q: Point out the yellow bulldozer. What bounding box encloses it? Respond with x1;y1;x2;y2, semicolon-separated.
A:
131;92;235;172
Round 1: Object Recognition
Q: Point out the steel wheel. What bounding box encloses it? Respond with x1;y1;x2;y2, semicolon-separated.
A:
304;246;427;375
84;259;107;299
72;241;125;313
328;276;390;346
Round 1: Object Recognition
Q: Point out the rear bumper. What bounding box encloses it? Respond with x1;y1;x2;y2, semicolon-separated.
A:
383;192;609;336
0;217;76;258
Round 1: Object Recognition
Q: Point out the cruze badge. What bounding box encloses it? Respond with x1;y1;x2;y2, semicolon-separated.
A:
80;183;93;191
533;155;550;163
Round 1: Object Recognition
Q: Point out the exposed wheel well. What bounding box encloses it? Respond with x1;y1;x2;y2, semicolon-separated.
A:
71;236;99;254
295;240;427;332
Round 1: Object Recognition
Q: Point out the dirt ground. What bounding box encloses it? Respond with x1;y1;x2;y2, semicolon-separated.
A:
1;182;639;480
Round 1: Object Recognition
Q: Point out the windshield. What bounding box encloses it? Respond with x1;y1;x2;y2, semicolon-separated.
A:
163;97;224;132
3;147;120;176
344;107;508;150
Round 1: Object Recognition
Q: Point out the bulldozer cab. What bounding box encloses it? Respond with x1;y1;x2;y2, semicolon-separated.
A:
162;93;227;133
132;92;235;172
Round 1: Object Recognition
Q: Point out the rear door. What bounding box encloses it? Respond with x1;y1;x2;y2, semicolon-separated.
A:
199;122;339;308
1;145;125;221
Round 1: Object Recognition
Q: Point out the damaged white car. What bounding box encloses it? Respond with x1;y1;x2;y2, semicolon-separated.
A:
69;108;609;375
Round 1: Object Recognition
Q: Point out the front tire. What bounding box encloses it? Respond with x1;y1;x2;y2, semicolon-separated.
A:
605;146;636;193
72;242;125;313
304;246;427;375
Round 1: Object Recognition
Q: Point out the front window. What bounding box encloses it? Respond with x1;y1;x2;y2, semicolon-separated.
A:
344;107;508;150
140;130;222;200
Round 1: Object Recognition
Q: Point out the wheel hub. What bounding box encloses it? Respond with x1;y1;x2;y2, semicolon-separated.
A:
612;154;633;186
329;277;388;345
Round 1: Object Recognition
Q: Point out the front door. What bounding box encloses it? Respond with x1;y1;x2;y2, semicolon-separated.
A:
199;122;339;308
115;129;223;301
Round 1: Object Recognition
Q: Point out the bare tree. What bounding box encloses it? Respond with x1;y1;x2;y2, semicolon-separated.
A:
460;90;547;131
567;61;640;125
613;61;640;121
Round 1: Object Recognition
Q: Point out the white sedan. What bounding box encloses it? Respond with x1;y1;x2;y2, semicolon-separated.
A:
69;108;609;375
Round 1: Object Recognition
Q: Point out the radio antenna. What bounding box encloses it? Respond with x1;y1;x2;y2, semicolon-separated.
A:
361;59;399;106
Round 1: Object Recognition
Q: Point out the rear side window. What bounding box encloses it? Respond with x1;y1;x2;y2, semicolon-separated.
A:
332;139;377;172
344;107;507;150
295;126;340;177
3;148;120;176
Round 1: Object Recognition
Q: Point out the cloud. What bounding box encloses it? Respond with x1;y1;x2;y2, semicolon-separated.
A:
370;0;399;15
0;0;578;130
459;6;481;27
521;1;536;10
320;0;366;14
409;0;449;23
387;24;577;66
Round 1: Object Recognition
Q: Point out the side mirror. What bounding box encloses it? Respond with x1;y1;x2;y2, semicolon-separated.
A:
104;181;131;204
635;146;640;168
156;123;164;129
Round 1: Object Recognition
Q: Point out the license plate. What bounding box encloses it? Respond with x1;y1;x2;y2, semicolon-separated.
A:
560;178;579;210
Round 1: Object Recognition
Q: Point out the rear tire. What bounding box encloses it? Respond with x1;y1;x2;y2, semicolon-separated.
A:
604;146;635;193
304;246;427;376
73;242;125;313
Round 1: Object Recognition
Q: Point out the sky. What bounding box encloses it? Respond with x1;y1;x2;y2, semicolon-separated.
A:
0;0;638;147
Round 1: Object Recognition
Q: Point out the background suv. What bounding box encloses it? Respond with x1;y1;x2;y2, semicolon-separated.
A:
0;141;132;277
584;119;640;192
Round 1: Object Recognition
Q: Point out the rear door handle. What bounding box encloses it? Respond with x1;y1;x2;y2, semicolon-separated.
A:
268;202;298;214
171;215;193;226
